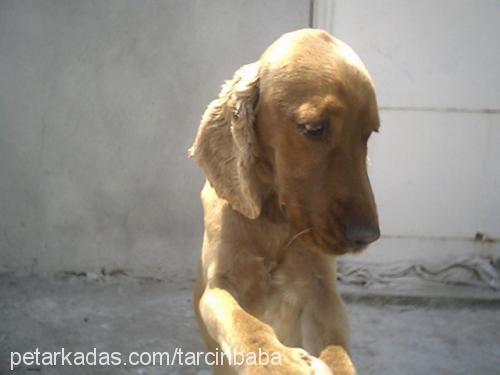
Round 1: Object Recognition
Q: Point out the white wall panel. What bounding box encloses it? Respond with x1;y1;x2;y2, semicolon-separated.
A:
328;0;500;110
369;111;500;238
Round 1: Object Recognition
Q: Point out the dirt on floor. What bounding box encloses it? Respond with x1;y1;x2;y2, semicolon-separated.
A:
0;273;499;375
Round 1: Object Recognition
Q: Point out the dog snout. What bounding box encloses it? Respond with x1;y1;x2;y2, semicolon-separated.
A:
345;223;380;248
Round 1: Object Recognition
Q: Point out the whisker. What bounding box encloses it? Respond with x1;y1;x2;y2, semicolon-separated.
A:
287;227;312;248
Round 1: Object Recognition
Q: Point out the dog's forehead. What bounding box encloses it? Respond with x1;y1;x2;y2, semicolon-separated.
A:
261;29;371;80
260;30;375;109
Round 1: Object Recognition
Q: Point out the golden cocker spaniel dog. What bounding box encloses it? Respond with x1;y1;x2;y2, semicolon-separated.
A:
190;29;380;374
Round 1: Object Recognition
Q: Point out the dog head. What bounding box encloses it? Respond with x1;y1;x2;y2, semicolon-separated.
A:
190;29;380;255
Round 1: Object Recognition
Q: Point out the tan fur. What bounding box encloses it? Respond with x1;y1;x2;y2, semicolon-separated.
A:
190;29;381;374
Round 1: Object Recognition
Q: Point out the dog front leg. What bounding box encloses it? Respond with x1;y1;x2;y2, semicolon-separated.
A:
199;285;331;374
302;290;356;375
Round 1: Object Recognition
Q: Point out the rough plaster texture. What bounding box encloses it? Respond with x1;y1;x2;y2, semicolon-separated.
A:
0;0;309;276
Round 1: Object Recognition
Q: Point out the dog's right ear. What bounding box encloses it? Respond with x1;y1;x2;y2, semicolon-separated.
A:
189;62;262;219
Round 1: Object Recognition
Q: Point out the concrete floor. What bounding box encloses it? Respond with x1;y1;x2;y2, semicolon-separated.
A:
1;273;499;375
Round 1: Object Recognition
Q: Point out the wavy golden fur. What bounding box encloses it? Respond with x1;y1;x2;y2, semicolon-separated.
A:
190;62;262;219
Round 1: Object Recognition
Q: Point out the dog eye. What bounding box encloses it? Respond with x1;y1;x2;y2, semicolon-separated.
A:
298;121;328;141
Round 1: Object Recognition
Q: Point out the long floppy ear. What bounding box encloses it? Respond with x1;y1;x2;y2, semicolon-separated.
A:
189;62;262;219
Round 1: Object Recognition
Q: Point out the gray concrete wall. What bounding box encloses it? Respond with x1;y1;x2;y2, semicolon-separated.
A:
0;0;310;277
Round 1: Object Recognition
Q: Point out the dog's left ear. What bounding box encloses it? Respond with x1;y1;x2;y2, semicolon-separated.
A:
189;62;262;219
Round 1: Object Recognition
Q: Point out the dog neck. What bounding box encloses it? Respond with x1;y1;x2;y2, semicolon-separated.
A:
259;189;288;223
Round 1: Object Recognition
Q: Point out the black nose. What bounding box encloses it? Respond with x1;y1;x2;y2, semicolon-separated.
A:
345;224;380;248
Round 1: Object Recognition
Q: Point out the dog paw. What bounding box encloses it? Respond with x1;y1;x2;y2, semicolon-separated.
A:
319;345;356;375
274;346;332;375
243;346;330;374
